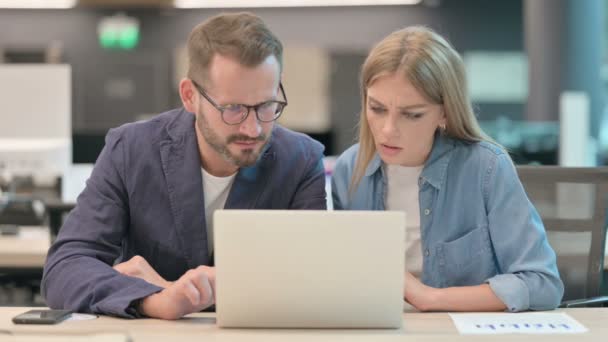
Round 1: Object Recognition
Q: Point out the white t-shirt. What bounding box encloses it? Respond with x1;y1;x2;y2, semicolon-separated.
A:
384;164;423;276
201;168;237;256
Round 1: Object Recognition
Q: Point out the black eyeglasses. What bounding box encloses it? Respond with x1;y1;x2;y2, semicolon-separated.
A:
191;80;288;125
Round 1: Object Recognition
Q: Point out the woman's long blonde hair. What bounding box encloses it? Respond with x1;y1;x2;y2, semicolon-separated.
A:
351;26;494;191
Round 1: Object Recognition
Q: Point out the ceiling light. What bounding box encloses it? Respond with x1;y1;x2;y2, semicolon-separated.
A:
174;0;422;9
0;0;76;9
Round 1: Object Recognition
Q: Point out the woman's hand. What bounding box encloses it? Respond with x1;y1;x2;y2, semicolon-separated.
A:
403;272;438;311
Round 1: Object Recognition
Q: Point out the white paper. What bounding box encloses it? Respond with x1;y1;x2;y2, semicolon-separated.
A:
68;313;98;321
449;312;587;334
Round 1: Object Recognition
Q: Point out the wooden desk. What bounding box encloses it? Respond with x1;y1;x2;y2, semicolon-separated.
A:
1;307;607;341
0;226;50;270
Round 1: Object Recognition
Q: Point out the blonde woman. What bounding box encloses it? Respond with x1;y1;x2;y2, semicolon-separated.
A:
331;26;563;312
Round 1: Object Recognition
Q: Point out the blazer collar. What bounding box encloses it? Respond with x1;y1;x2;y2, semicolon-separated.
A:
160;108;276;266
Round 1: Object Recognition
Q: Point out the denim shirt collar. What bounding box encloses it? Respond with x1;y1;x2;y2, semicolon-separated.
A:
364;132;456;190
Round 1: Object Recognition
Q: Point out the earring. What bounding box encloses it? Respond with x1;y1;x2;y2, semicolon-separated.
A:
439;123;447;132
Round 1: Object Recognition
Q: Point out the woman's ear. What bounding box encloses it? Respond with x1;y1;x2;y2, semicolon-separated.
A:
179;78;197;112
439;108;447;131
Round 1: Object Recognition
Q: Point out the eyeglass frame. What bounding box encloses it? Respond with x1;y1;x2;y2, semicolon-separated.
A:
190;79;288;125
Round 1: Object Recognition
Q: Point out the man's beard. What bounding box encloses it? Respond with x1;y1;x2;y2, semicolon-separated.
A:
197;113;270;168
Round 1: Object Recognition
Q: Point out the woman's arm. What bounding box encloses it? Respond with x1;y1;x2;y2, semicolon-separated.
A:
483;153;563;311
404;272;506;311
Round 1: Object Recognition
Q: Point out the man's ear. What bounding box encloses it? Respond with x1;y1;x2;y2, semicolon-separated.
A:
179;78;197;112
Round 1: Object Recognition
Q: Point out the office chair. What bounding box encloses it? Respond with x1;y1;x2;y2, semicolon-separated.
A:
43;199;75;242
517;166;608;307
0;195;45;226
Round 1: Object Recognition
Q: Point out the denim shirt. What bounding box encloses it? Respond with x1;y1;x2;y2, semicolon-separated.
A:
331;133;564;312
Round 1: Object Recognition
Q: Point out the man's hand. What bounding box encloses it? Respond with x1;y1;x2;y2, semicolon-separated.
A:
113;255;172;288
139;266;216;320
403;272;438;312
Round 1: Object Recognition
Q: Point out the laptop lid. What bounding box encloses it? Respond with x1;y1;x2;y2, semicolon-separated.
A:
214;210;405;328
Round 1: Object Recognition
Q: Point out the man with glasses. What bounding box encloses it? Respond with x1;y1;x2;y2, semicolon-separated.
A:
42;12;326;320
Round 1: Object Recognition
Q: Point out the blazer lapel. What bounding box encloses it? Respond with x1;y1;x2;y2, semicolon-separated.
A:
160;112;210;268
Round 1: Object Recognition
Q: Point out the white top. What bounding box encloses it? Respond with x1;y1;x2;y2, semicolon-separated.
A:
385;164;423;276
202;168;237;256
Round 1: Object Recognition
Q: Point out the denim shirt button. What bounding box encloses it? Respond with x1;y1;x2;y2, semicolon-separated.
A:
425;249;430;257
424;208;431;216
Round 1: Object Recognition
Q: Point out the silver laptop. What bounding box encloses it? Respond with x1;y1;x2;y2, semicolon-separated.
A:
214;210;405;328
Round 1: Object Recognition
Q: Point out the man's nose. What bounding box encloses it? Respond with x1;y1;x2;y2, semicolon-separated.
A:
238;109;262;138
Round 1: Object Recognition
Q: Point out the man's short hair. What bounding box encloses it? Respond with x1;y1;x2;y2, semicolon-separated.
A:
186;12;283;85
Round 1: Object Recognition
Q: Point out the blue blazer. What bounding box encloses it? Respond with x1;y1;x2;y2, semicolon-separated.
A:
42;108;326;317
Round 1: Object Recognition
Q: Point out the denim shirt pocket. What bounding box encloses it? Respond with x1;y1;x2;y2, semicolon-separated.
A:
438;225;496;286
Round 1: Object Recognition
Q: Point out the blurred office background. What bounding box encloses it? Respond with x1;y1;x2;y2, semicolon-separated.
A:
0;0;607;306
2;0;607;165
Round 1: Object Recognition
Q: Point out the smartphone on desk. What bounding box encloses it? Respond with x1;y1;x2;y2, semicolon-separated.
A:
12;309;72;324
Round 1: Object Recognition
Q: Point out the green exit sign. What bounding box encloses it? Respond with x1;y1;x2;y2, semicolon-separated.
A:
98;13;140;50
